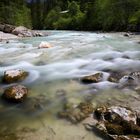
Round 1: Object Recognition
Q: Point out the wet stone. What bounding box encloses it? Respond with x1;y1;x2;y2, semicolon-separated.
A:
86;105;140;140
3;69;28;84
108;71;126;83
81;73;103;84
3;85;28;102
123;33;130;37
118;72;140;88
38;41;52;49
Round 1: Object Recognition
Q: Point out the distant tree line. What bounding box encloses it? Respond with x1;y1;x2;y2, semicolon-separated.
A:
0;0;140;31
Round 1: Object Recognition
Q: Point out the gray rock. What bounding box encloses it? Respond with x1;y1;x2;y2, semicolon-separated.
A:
0;24;15;33
12;26;32;37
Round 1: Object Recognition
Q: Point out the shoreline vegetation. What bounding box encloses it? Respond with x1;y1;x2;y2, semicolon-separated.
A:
0;0;140;32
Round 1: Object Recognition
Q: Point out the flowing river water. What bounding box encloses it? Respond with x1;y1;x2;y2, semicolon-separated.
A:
0;31;140;140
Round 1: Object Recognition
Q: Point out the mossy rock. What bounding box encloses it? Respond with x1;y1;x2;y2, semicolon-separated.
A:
93;106;140;140
78;102;94;115
3;85;28;102
81;72;103;84
0;133;18;140
108;71;126;83
3;69;28;84
58;102;94;123
105;122;124;135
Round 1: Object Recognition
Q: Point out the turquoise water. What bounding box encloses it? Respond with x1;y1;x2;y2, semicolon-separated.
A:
0;31;140;140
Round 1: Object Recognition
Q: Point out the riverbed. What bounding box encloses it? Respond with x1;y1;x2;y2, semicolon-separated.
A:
0;31;140;140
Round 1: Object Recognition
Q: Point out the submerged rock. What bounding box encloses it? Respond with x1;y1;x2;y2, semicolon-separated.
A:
108;71;126;83
3;69;28;83
118;72;140;88
38;41;52;49
58;102;94;123
85;105;140;140
81;73;103;84
122;55;130;59
3;85;28;102
135;86;140;94
20;95;50;115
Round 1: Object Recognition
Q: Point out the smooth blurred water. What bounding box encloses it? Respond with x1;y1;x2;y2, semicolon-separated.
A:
0;31;140;140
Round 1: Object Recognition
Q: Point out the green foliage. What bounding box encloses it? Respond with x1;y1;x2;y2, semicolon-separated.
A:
44;1;85;30
0;0;140;31
44;7;61;29
53;17;72;29
129;10;140;25
13;5;32;28
83;0;140;31
68;1;80;16
0;1;32;28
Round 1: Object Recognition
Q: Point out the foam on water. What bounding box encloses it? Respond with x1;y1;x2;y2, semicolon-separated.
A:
0;47;20;54
124;51;140;59
113;58;140;70
89;51;122;59
0;61;34;72
13;52;43;60
22;70;40;84
89;81;118;90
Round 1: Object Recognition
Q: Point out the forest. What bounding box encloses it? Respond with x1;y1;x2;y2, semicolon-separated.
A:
0;0;140;31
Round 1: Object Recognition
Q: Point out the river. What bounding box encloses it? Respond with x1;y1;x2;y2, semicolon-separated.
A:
0;31;140;140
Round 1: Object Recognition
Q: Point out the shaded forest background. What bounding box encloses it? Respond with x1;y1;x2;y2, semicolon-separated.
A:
0;0;140;31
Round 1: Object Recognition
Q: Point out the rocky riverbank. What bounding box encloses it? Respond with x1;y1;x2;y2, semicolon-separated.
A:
0;31;19;41
0;24;47;41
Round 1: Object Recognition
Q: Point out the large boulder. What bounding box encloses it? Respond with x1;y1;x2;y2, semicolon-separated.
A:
0;24;45;37
3;85;28;102
0;24;15;33
12;26;32;37
81;72;103;84
12;26;44;37
3;69;28;84
0;24;5;31
84;105;140;140
4;24;15;33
